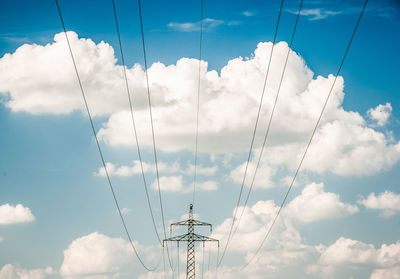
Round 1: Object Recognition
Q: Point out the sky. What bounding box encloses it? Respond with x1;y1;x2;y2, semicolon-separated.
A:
0;0;400;278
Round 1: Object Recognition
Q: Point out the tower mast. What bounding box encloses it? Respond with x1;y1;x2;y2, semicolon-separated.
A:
163;204;219;279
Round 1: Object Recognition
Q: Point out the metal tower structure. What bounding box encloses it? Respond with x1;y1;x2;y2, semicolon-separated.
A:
163;204;219;279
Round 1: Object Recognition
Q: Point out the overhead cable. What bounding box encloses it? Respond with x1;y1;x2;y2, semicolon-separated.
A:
55;0;160;271
232;0;304;241
111;0;162;246
242;0;368;269
192;0;205;206
137;0;175;270
217;0;285;266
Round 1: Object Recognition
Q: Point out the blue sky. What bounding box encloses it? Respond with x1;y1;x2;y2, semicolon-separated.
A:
1;0;400;278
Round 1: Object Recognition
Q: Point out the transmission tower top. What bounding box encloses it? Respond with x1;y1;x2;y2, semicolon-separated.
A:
163;204;219;279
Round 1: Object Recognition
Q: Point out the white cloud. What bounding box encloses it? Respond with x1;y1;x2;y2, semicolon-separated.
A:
285;182;358;223
319;237;377;266
150;175;218;193
314;237;400;277
167;18;224;32
358;191;400;217
212;200;301;252
0;32;130;116
291;8;342;21
138;270;175;279
212;183;357;253
1;27;399;279
243;236;400;279
194;180;219;191
229;160;276;189
243;11;256;17
368;103;392;126
306;264;335;279
208;199;322;279
203;183;377;278
94;160;181;177
0;264;54;279
0;204;35;225
120;208;131;215
59;232;163;279
0;235;3;242
183;164;218;176
95;161;217;178
300;120;400;176
1;32;399;178
371;266;400;279
151;176;184;192
138;204;400;279
60;232;134;278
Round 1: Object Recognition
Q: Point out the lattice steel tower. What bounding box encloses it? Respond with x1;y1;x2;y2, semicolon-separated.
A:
163;204;219;279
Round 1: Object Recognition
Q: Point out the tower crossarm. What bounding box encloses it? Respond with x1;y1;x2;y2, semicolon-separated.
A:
163;233;219;246
191;233;219;244
170;220;213;235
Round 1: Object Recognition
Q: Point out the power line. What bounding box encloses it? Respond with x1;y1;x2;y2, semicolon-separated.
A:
110;0;162;246
137;0;175;271
217;0;285;266
232;0;304;241
192;0;205;206
54;0;160;272
242;0;368;269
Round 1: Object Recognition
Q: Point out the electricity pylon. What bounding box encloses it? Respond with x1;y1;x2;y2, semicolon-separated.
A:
163;204;219;279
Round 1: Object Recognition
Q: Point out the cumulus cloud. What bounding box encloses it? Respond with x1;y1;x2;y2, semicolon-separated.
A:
285;182;358;223
0;204;35;225
60;232;132;277
0;30;399;188
95;160;217;178
202;183;376;278
319;237;377;266
0;32;131;116
213;183;357;253
60;232;162;279
370;266;400;279
151;175;184;192
0;264;54;279
368;103;392;126
300;119;400;175
311;237;400;278
52;209;400;279
212;200;301;252
94;160;181;177
229;160;276;189
208;198;322;278
239;236;400;279
1;32;399;179
358;191;400;217
59;232;163;279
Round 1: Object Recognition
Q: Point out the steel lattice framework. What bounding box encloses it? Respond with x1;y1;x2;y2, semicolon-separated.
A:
163;204;219;279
